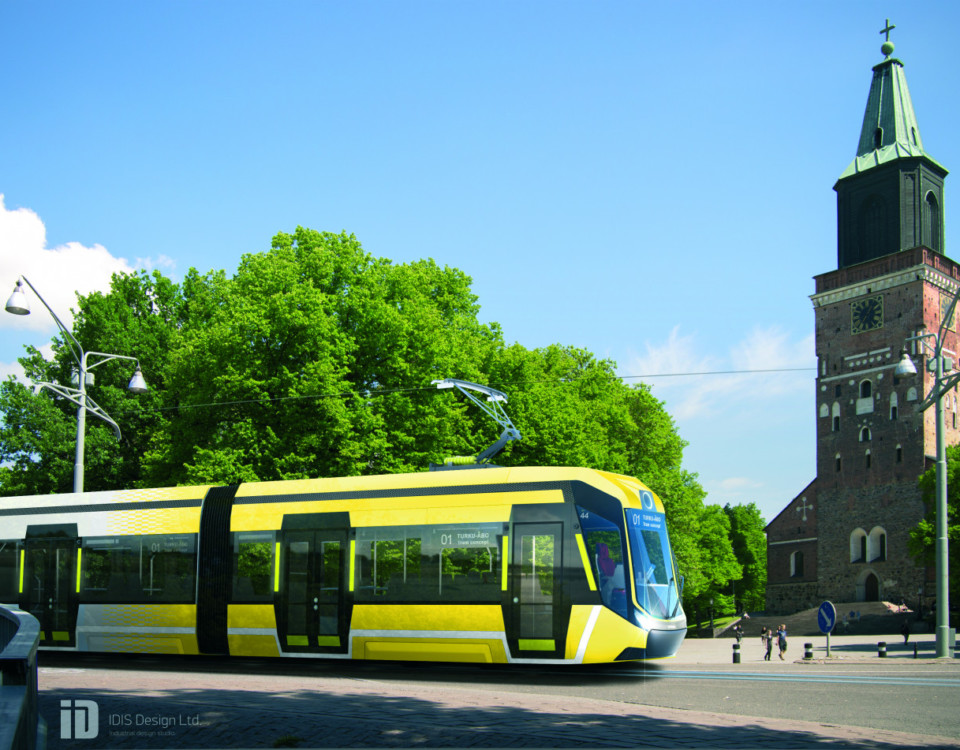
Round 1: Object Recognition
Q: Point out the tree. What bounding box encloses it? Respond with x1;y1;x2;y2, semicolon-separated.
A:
0;225;745;616
0;270;180;494
691;504;743;617
723;502;768;613
140;228;504;485
910;444;960;605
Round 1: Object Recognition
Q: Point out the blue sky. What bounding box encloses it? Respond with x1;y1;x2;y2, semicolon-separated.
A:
1;1;958;525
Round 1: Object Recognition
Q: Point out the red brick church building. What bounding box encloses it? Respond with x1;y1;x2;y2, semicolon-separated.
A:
765;27;954;614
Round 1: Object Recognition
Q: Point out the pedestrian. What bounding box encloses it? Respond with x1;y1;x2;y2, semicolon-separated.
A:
761;627;773;661
901;620;910;644
777;623;788;660
734;624;743;643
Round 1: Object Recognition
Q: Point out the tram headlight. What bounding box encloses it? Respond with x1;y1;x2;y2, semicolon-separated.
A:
634;611;659;633
635;609;686;632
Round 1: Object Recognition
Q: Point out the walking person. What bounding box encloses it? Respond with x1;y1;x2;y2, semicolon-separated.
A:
777;623;788;660
901;620;910;644
761;627;773;661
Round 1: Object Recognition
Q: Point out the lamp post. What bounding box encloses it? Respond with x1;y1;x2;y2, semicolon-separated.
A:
895;291;958;659
5;276;148;493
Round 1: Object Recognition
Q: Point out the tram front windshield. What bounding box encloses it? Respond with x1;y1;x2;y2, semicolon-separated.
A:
625;508;681;620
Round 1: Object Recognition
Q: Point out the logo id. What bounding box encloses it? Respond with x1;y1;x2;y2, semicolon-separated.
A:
61;699;99;740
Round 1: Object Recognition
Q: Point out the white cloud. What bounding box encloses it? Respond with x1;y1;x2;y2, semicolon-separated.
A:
622;325;817;519
0;194;136;334
0;359;26;383
716;476;764;491
135;254;177;275
624;325;815;420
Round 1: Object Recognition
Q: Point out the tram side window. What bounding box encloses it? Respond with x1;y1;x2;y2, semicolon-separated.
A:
576;506;629;619
355;527;423;602
80;534;197;603
0;542;19;601
354;524;502;603
437;540;500;602
232;531;275;602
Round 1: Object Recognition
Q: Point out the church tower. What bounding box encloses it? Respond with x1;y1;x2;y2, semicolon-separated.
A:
766;24;954;613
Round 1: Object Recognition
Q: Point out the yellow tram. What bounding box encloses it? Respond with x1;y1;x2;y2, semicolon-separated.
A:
0;465;686;664
1;380;686;664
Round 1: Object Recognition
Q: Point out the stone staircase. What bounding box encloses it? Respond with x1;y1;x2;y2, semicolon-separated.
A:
714;601;924;638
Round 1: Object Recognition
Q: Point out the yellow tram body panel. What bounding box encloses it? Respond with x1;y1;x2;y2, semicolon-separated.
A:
227;604;281;657
580;607;650;663
350;604;509;663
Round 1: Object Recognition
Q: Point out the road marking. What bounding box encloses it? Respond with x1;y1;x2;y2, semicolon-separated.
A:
618;669;960;688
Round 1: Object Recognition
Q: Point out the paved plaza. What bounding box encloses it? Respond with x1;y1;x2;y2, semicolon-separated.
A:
38;635;959;749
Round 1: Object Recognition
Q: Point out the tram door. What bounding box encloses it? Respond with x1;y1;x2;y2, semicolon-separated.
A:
20;525;80;647
509;522;562;658
278;528;348;653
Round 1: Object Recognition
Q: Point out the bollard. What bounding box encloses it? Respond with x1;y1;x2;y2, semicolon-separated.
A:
878;641;887;657
732;642;741;664
804;642;813;660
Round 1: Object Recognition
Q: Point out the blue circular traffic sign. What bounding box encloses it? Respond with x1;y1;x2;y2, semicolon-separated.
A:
818;601;837;634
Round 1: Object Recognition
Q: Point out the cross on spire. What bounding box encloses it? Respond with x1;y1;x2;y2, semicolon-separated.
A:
880;18;896;42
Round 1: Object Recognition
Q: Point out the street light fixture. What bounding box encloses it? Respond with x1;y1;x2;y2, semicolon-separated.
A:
5;275;148;493
895;291;958;659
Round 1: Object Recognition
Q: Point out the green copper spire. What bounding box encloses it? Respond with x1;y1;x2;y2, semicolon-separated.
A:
834;22;948;267
838;21;945;179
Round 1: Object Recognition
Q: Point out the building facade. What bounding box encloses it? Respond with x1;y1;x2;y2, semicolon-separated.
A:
766;31;953;614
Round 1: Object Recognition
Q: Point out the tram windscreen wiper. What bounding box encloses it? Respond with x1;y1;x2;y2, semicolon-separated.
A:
668;575;681;618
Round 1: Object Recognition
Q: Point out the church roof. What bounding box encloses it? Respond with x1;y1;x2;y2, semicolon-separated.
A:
838;32;946;180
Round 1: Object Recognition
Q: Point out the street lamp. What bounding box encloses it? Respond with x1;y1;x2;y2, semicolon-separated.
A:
5;276;148;493
895;291;957;659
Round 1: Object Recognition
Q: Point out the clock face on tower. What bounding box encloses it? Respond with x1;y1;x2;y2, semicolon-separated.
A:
851;295;883;334
941;293;956;332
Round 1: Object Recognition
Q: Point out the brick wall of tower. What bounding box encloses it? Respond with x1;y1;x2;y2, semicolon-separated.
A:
807;249;960;610
816;480;927;605
813;277;928;486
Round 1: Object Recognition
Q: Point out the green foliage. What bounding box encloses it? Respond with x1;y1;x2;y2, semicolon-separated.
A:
689;505;743;616
910;445;960;604
0;226;751;607
723;502;768;612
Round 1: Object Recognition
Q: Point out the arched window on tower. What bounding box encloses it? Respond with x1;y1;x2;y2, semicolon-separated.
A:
925;192;942;252
896;444;903;463
860;380;872;399
860;427;872;442
890;392;898;420
868;527;887;562
850;528;867;563
832;402;841;432
865;449;872;469
836;453;842;473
